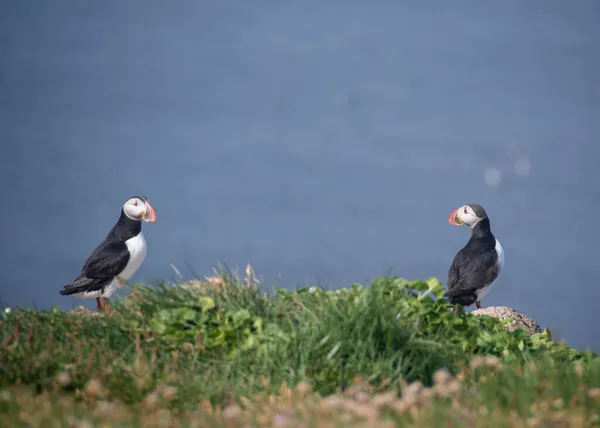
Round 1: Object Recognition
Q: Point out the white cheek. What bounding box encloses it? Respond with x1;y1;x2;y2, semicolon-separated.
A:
124;205;142;219
467;213;482;227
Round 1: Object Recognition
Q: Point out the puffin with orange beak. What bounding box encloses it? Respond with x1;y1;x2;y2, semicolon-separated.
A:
60;196;157;311
444;204;504;311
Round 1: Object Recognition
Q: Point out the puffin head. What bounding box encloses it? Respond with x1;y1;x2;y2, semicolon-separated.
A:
448;203;487;229
123;196;157;222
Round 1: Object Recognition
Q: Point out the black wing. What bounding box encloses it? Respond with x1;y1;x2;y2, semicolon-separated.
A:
79;238;130;279
444;249;498;298
60;237;130;295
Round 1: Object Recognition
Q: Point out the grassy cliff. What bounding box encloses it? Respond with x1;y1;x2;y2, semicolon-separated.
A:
1;268;599;427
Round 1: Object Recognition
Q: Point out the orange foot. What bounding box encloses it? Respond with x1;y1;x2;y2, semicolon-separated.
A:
476;301;482;309
96;297;104;311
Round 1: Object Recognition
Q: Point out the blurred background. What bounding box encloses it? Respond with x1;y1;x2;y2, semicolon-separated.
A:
0;1;598;351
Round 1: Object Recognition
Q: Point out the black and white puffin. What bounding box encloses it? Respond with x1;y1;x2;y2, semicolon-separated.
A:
444;203;504;311
60;196;157;311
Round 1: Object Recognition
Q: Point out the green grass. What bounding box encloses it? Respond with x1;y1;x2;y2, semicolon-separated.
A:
1;269;599;427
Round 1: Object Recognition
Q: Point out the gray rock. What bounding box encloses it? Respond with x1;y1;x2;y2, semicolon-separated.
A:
471;306;542;334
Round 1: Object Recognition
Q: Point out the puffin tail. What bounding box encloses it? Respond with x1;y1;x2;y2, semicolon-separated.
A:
59;277;103;295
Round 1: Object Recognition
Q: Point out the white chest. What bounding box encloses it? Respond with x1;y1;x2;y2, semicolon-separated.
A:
475;238;504;302
495;238;505;272
120;232;147;281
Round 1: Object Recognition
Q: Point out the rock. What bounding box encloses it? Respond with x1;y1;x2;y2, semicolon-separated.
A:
471;306;542;334
71;306;102;316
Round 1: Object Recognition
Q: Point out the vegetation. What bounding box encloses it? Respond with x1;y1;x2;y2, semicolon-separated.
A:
1;267;599;427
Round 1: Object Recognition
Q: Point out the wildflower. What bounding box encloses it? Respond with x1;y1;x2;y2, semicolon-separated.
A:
588;388;600;399
294;381;312;396
433;368;452;386
85;379;105;398
223;405;241;419
56;371;71;386
160;385;177;401
142;392;160;410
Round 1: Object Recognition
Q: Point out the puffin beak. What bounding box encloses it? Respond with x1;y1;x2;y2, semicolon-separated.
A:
448;208;463;226
142;202;157;222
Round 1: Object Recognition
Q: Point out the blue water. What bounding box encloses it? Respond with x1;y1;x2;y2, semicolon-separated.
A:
1;1;599;351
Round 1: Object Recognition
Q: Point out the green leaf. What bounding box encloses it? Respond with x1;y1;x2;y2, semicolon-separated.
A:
232;309;251;327
196;297;216;313
425;277;446;299
149;318;167;334
327;342;342;360
253;317;263;331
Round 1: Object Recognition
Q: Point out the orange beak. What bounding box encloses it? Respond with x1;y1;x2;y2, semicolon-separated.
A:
143;202;157;222
448;208;462;226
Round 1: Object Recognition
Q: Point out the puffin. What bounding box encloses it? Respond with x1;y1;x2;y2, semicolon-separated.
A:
444;203;504;311
60;196;157;311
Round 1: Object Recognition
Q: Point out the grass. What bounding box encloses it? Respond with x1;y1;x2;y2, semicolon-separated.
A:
1;267;599;427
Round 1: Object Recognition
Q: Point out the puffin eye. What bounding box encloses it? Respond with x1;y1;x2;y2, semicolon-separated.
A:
464;207;468;214
133;200;138;206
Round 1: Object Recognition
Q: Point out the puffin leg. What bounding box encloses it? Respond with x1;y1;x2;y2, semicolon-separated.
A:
103;298;110;312
96;297;104;311
476;301;482;309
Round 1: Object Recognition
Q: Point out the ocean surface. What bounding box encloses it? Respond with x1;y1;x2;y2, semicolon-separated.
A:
1;1;599;351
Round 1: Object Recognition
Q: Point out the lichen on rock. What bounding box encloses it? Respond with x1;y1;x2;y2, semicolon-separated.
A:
471;306;542;334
